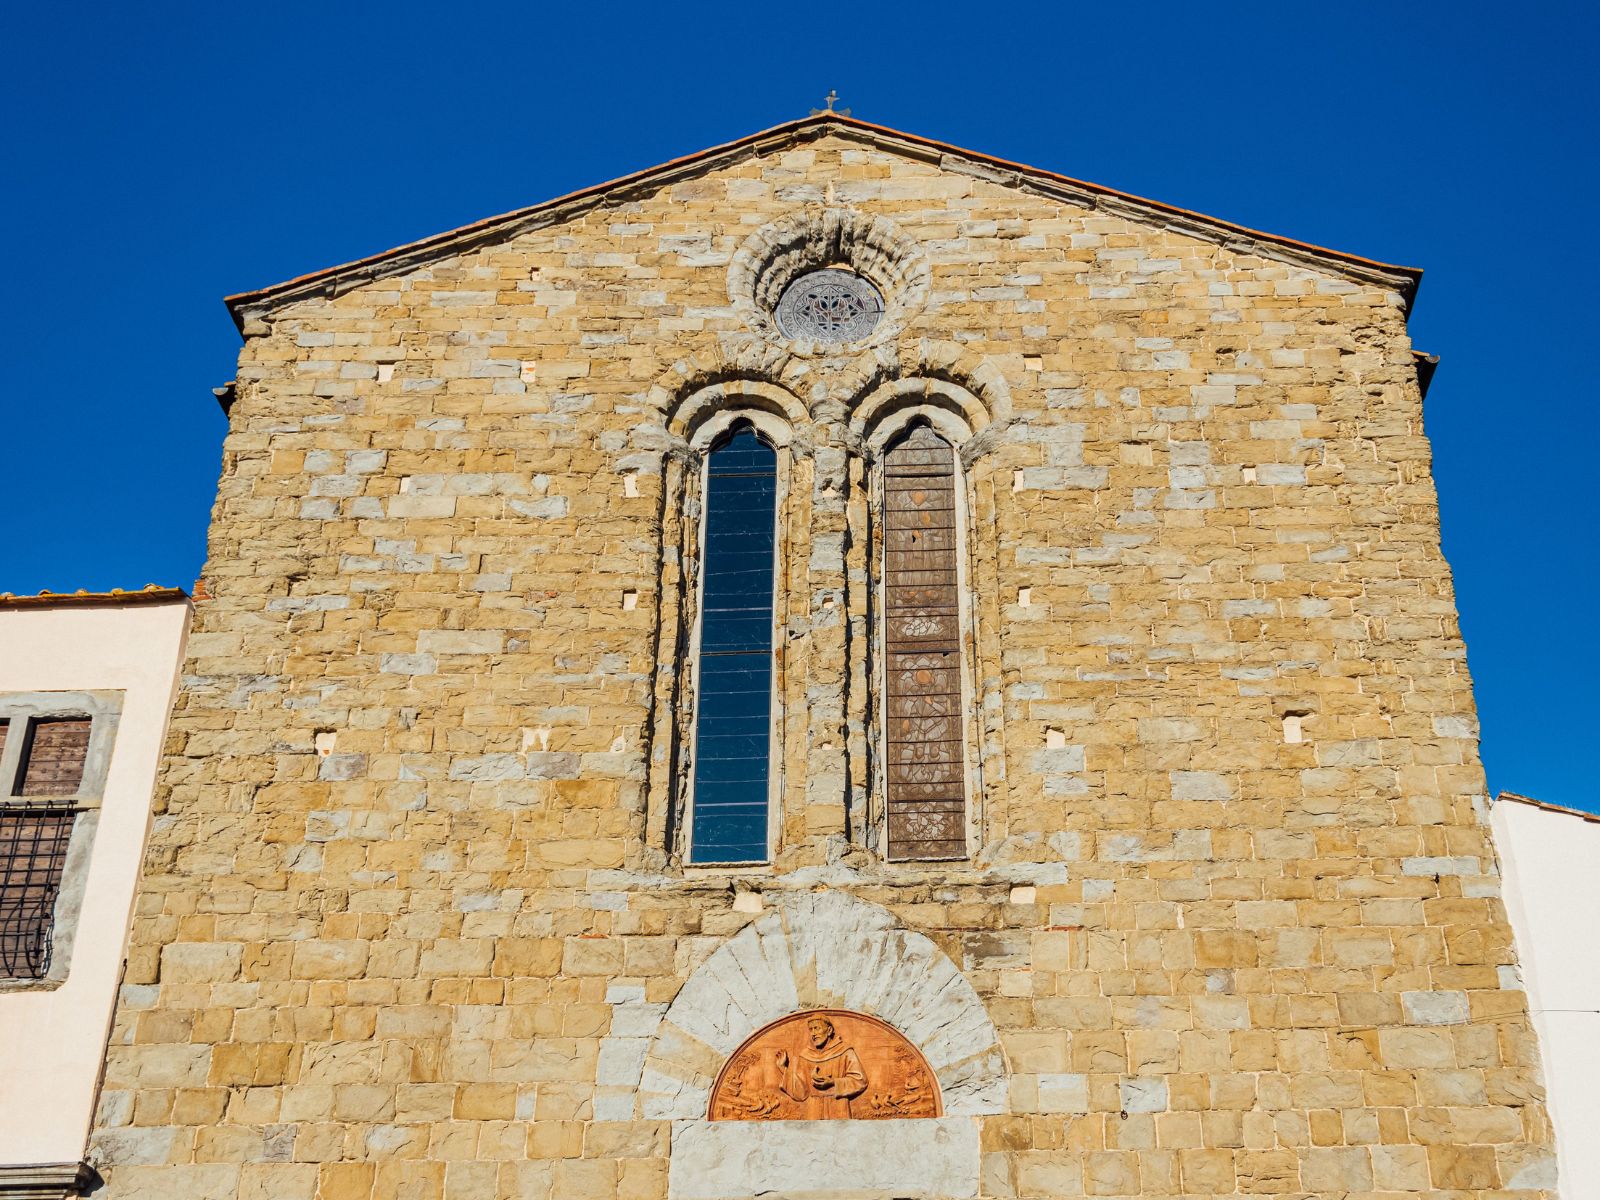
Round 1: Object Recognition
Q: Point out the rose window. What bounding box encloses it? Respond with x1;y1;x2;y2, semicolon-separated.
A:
774;269;884;343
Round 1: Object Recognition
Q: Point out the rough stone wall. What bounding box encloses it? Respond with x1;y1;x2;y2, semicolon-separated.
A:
88;132;1557;1198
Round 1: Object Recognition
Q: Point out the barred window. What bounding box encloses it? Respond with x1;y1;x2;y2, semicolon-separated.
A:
0;700;115;983
687;425;779;864
0;806;77;978
880;423;969;861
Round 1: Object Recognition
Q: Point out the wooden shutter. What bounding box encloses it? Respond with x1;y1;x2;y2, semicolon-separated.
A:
882;425;967;860
19;718;92;796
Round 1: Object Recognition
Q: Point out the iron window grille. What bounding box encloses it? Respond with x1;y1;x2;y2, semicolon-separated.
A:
0;697;119;983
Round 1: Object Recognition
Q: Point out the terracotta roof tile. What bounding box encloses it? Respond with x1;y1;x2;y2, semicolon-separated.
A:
0;584;189;609
224;113;1423;332
1495;790;1600;826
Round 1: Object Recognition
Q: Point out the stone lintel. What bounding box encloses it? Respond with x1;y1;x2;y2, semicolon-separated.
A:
0;1162;97;1200
667;1116;979;1199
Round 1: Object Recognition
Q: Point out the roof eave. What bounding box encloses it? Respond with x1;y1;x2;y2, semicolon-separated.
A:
0;585;190;610
1495;790;1600;826
224;113;1424;334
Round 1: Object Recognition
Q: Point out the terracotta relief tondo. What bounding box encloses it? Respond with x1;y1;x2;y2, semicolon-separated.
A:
708;1010;941;1121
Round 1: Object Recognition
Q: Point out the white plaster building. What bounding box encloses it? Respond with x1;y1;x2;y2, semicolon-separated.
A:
0;588;190;1199
1492;790;1600;1200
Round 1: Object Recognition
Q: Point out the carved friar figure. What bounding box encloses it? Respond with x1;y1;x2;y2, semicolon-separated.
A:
707;1008;942;1121
773;1015;869;1118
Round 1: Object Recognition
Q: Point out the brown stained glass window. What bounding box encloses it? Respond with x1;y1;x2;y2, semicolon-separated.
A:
881;424;967;861
19;718;92;796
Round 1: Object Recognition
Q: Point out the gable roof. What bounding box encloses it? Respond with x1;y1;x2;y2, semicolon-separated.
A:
225;113;1423;333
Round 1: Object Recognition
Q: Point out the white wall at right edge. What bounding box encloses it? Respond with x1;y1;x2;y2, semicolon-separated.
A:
1492;795;1600;1199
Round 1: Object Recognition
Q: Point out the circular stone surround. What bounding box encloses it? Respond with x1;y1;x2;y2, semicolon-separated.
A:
727;209;930;355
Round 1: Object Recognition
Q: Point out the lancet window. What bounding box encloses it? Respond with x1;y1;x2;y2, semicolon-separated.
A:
879;423;968;861
687;425;779;863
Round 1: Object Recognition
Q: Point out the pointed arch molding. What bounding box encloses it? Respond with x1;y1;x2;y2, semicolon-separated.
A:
843;339;1013;457
637;891;1007;1119
638;336;1012;455
631;340;1011;870
642;338;812;450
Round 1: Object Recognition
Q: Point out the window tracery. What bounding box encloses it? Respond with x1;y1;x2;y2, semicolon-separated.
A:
774;269;884;344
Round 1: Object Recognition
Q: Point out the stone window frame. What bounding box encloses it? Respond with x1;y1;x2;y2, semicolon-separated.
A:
860;403;988;863
674;407;797;868
0;690;123;991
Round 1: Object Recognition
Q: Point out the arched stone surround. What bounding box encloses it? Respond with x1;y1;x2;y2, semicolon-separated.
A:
637;890;1007;1119
727;208;932;356
840;337;1014;442
630;332;1018;872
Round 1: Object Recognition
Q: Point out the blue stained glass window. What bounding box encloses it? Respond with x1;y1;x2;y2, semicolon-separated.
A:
689;427;777;863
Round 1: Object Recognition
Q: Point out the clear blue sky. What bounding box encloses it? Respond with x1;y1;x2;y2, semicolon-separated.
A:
4;2;1594;812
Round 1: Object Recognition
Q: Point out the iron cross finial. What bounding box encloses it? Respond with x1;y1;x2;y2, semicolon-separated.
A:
810;90;851;118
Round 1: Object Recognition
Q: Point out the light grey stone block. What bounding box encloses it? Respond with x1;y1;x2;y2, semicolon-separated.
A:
417;630;504;655
379;652;436;676
446;754;524;782
1222;599;1275;617
668;1116;979;1200
386;495;456;519
592;1091;636;1122
1402;990;1469;1026
1403;856;1479;876
1029;746;1085;774
596;1038;650;1086
1255;463;1306;485
1120;1076;1168;1113
610;1002;668;1038
1432;715;1477;738
89;1125;176;1167
510;496;569;519
1171;770;1232;801
317;753;367;782
1038;1073;1089;1113
524;752;580;780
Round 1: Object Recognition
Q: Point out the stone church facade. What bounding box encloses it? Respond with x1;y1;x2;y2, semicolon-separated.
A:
86;116;1557;1197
